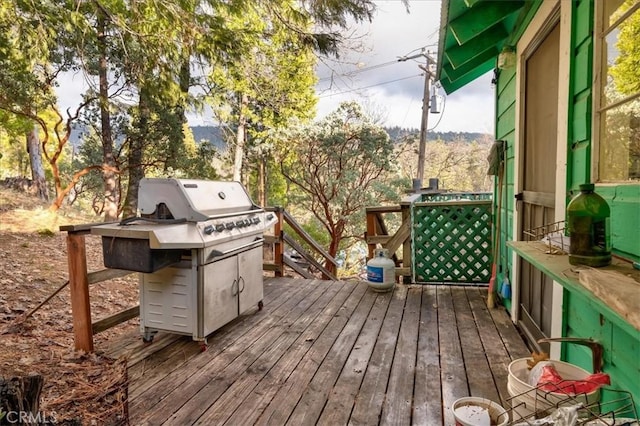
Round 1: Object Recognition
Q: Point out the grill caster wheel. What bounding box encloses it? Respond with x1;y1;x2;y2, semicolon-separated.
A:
142;330;156;343
199;341;208;352
258;300;264;311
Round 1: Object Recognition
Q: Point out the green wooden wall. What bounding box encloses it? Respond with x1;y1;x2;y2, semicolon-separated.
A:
563;0;640;415
494;63;517;311
493;0;640;415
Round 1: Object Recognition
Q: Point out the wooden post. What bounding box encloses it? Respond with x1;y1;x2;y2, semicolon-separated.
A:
401;203;412;283
365;209;376;260
273;208;284;277
66;232;94;352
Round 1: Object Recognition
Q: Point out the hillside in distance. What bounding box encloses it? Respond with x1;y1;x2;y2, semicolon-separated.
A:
193;126;492;147
69;124;490;149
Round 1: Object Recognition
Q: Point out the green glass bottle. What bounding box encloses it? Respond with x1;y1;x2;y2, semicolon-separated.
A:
567;183;611;267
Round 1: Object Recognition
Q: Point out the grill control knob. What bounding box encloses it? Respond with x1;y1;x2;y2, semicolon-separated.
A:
252;217;260;224
215;224;225;232
235;220;245;227
225;222;235;229
244;218;252;226
267;214;274;220
203;225;214;235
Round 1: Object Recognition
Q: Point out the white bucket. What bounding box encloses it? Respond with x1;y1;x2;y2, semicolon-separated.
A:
507;358;601;422
452;397;509;426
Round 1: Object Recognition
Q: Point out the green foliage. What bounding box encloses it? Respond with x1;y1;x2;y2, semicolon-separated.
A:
610;2;640;96
36;228;55;237
395;135;493;192
0;112;31;177
278;101;409;259
1;0;402;215
600;1;640;181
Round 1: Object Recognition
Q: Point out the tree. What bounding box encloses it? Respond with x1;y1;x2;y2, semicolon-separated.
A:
278;102;409;273
207;0;398;198
0;0;116;211
0;1;58;200
601;1;640;180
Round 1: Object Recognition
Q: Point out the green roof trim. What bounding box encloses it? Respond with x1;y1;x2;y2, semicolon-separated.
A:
436;0;528;94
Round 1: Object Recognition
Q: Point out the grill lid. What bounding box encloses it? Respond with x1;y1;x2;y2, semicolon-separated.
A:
138;178;256;222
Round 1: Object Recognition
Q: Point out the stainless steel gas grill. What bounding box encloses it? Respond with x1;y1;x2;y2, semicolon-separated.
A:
92;178;277;347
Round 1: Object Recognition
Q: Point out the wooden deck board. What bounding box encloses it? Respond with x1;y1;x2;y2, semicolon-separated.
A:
102;278;530;425
143;279;329;425
381;286;421;425
130;278;318;422
349;284;407;426
255;282;369;425
467;287;521;408
193;280;349;425
454;287;501;404
285;287;378;425
222;281;358;426
413;286;442;425
437;285;469;426
317;291;392;426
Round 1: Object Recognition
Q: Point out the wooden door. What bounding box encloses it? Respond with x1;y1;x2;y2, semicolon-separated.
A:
518;23;560;352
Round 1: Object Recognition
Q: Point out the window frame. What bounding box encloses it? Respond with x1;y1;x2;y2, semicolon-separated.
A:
592;0;640;183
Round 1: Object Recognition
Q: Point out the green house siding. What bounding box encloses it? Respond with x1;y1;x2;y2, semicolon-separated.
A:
565;0;640;260
564;289;640;416
495;65;517;304
564;0;640;415
490;0;640;413
567;0;594;193
439;0;639;414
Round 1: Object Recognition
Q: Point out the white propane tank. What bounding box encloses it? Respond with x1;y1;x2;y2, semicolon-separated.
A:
366;248;396;292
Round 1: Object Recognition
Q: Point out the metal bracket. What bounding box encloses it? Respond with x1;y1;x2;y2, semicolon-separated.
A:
537;337;604;373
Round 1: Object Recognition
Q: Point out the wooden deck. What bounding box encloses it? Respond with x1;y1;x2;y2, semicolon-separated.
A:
106;278;531;425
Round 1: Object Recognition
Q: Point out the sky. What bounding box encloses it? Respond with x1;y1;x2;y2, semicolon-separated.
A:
314;0;496;134
58;0;496;134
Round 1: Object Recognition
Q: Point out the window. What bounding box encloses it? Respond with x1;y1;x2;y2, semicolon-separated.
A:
595;0;640;182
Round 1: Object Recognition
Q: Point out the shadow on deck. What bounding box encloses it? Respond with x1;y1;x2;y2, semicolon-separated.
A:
106;278;530;425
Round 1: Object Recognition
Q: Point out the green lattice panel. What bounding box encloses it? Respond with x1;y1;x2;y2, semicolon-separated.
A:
412;201;492;283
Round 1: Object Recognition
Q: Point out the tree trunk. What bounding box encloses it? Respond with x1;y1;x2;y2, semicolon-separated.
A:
232;93;248;182
97;9;119;222
121;87;149;218
0;375;44;419
258;155;266;206
26;125;48;201
327;233;340;276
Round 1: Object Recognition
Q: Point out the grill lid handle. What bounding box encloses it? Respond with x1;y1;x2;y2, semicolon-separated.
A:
207;238;264;261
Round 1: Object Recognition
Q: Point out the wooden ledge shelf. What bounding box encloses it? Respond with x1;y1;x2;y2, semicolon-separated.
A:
507;241;640;338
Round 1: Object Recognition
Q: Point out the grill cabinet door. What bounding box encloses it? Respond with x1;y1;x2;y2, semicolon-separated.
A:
200;256;239;337
238;246;264;314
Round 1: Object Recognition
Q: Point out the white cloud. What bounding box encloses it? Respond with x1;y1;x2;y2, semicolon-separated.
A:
315;0;496;133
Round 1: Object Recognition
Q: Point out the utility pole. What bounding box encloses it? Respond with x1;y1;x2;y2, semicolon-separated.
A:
399;50;436;191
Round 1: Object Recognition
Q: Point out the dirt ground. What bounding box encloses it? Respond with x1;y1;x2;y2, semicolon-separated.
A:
0;187;138;425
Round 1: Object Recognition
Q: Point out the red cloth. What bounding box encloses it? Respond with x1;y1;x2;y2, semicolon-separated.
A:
537;365;610;394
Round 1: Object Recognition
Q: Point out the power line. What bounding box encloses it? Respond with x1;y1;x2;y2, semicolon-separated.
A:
318;44;438;82
318;59;399;82
317;74;423;98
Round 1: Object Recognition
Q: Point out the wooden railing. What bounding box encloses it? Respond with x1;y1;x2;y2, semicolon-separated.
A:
365;195;419;282
263;207;339;281
60;223;138;353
